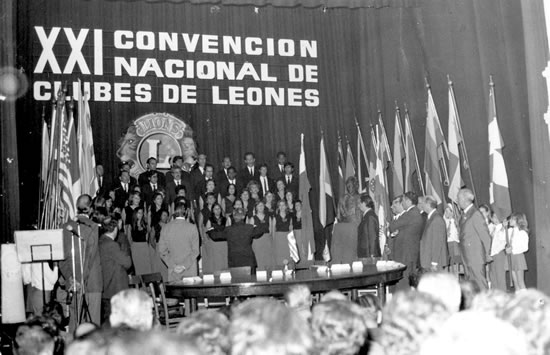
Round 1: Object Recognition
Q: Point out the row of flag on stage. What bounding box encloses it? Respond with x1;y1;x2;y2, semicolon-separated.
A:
39;82;98;229
308;76;513;260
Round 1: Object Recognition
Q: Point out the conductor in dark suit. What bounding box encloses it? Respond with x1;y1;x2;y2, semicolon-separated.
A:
239;152;259;186
419;195;448;271
389;191;425;290
59;194;103;331
357;194;381;258
207;208;268;269
99;217;132;322
457;188;493;290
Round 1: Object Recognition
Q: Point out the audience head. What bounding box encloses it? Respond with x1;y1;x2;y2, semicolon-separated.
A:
374;290;452;355
109;289;154;331
320;290;348;303
459;280;481;311
311;300;371;355
176;310;230;355
230;297;313;355
420;311;528;355
493;289;550;355
285;284;313;322
471;289;513;315
174;202;188;218
457;188;475;210
417;272;461;312
14;315;60;355
355;293;383;327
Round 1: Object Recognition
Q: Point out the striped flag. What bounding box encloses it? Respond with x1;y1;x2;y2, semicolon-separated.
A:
368;126;378;200
59;103;81;222
447;83;464;203
374;124;391;251
392;106;405;197
356;122;370;193
488;80;512;220
345;140;356;181
424;87;449;204
404;108;424;195
337;135;346;202
298;133;315;260
319;135;335;228
77;82;98;197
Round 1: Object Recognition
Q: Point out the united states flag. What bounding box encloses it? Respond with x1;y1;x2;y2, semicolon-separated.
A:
58;103;81;223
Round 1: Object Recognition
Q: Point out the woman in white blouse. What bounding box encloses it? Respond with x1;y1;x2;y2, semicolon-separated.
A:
505;213;529;290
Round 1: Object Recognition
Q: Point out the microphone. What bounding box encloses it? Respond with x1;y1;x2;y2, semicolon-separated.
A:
65;224;81;238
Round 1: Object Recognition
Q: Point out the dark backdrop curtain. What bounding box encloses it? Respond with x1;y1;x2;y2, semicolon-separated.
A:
15;0;536;285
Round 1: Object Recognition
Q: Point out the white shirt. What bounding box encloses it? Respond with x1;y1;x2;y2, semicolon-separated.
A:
509;227;529;254
249;167;254;175
463;203;474;214
261;176;268;193
427;209;436;220
490;223;507;256
22;263;58;291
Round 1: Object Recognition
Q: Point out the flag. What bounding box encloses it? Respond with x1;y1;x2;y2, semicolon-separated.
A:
345;140;356;181
298;133;315;260
356;122;370;193
447;83;465;203
58;102;81;223
377;113;393;167
424;88;448;204
41;119;50;185
77;81;98;196
368;127;378;199
373;125;391;252
403;108;424;195
287;232;300;263
319;135;335;228
488;80;512;220
392;106;405;197
337;135;346;201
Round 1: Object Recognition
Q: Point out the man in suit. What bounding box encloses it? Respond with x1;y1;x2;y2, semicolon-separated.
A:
141;171;161;207
258;164;275;198
239;152;259;186
207;207;269;268
215;156;233;185
283;162;299;197
113;170;134;209
419;195;448;272
219;166;243;197
194;164;216;199
190;153;208;188
118;161;137;187
138;157;165;188
99;217;132;322
389;191;425;290
165;166;192;206
357;194;381;258
59;194;103;331
457;188;493;290
165;155;184;186
272;151;288;181
95;164;111;197
158;202;200;281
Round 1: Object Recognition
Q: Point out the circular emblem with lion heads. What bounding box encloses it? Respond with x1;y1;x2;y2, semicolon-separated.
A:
117;113;198;178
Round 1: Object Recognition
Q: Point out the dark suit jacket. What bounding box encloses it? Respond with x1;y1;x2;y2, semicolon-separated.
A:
420;211;448;269
113;182;135;209
271;164;286;181
215;169;230;186
357;209;381;258
141;183;159;207
190;166;206;190
283;174;299;196
208;222;268;268
59;215;103;293
459;206;492;266
257;176;276;198
96;174;112;197
389;206;425;268
165;179;193;205
239;166;260;186
138;170;166;188
99;235;132;299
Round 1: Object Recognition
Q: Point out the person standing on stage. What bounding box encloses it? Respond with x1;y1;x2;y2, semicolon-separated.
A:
419;195;448;272
388;191;425;290
456;188;493;290
158;202;200;281
357;194;381;259
239;152;259;186
59;194;103;330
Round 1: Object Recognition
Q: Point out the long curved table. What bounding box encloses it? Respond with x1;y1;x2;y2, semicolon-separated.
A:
166;264;406;312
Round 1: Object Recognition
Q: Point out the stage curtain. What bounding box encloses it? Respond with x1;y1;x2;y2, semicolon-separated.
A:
14;0;537;284
0;0;20;243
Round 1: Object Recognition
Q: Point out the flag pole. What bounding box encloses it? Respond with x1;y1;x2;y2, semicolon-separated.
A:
321;130;338;215
38;105;46;226
404;103;426;195
447;75;478;203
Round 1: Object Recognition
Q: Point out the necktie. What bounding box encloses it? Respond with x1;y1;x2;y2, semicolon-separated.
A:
250;167;253;176
124;183;127;192
175;180;180;186
262;177;267;194
153;184;157;190
287;176;290;184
